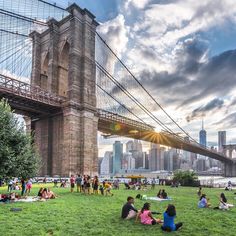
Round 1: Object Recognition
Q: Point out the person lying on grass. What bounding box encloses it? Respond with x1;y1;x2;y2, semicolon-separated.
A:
136;202;163;225
121;196;138;219
198;194;211;208
0;192;20;202
161;204;183;232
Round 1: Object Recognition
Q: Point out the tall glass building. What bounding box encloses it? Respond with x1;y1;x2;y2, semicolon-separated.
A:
113;141;123;175
199;121;207;147
218;131;226;153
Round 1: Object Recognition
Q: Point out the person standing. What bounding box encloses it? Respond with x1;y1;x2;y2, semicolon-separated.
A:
70;175;76;193
21;178;26;196
151;178;156;190
76;174;82;193
8;179;13;192
93;176;99;195
26;179;32;194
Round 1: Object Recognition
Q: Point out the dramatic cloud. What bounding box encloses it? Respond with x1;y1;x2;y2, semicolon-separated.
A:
95;0;236;152
214;113;236;129
96;14;128;73
186;98;224;122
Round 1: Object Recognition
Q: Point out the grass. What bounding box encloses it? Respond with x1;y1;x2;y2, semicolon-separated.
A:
1;184;236;236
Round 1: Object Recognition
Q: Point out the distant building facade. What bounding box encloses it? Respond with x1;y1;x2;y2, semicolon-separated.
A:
100;151;113;175
113;141;123;175
218;131;226;153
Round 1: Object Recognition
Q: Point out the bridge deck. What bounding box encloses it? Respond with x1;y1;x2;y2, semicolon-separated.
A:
0;74;64;116
0;74;232;163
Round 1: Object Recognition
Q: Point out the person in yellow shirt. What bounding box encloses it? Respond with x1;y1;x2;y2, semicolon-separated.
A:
104;182;113;196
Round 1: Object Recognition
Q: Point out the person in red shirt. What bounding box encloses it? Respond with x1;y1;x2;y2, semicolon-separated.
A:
70;175;76;193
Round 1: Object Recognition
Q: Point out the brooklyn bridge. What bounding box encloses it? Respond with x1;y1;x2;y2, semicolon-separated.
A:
0;1;235;176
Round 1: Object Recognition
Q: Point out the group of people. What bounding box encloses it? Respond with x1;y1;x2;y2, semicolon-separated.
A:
70;175;114;196
157;189;168;199
0;187;56;203
37;187;56;200
198;187;234;210
0;192;20;203
121;196;183;232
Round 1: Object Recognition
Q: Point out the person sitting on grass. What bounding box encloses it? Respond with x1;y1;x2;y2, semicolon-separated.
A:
47;188;56;199
42;188;49;199
198;194;211;208
197;187;202;197
37;188;44;198
162;189;168;199
124;182;131;190
157;189;162;198
136;202;162;225
218;193;234;210
161;204;183;232
121;196;138;219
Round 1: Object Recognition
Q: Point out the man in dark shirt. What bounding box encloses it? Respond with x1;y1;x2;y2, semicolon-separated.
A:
121;196;138;219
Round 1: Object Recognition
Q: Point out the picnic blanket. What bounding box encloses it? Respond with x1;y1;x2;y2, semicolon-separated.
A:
15;196;41;202
146;196;172;201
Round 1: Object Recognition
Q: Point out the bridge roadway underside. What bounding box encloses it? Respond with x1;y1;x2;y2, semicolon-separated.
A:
1;91;236;176
0;90;61;117
98;120;233;164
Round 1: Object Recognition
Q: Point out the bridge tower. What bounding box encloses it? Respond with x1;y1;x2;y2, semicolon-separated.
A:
30;4;99;176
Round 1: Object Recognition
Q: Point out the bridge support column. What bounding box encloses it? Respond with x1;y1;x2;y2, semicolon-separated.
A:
224;162;236;177
30;3;99;177
62;108;98;176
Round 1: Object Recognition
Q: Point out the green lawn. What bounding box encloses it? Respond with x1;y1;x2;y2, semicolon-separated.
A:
0;184;236;236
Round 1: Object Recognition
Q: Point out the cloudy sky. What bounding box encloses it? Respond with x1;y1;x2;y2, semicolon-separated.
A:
5;0;235;156
58;0;236;155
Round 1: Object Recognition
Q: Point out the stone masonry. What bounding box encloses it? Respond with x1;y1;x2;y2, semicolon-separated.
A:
30;4;99;176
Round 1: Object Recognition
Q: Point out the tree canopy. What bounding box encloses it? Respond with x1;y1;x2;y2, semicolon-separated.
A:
0;99;40;179
173;170;199;186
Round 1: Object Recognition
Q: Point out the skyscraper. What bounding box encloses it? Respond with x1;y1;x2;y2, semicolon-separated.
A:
113;141;123;175
199;120;207;147
100;151;113;175
149;144;165;171
218;131;226;153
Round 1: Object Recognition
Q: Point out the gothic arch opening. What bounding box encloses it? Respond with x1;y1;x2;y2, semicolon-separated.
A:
40;52;49;90
232;149;236;159
58;41;69;97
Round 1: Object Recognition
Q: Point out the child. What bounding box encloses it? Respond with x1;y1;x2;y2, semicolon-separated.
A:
161;204;183;231
137;202;162;225
99;184;104;195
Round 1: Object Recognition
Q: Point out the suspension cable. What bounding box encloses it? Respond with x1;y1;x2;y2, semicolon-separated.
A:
96;32;198;144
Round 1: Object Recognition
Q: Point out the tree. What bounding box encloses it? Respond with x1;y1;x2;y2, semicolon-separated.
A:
173;170;199;186
0;99;40;179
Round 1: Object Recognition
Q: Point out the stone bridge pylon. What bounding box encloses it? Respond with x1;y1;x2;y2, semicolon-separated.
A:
29;4;99;177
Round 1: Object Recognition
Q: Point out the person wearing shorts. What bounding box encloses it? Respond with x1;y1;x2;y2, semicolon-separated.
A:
70;175;75;193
